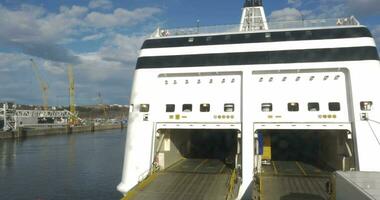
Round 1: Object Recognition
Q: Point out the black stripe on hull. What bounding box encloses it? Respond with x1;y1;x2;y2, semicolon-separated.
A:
142;27;372;49
136;47;379;69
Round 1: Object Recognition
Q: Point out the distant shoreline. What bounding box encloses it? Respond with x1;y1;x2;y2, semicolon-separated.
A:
0;124;125;140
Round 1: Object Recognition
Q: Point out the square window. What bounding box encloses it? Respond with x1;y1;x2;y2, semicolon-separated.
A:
360;101;373;111
288;102;299;112
329;102;341;111
308;103;320;111
261;103;273;112
182;104;192;112
200;104;210;112
139;104;150;112
224;104;234;112
166;104;175;112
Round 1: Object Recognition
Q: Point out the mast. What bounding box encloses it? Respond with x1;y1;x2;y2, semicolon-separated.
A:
240;0;268;32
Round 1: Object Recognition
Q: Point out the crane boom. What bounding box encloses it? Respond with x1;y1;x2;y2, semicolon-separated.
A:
97;92;108;121
67;64;77;125
30;59;49;110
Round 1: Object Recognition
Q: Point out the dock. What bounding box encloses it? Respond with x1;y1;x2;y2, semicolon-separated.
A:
0;123;124;139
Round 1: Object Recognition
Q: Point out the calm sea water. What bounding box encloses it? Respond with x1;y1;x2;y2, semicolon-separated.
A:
0;129;126;200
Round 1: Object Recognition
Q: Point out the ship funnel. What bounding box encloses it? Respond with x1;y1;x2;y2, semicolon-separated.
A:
240;0;268;31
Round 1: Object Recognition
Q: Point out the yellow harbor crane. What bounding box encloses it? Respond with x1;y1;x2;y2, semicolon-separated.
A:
67;64;77;125
30;59;49;110
97;92;108;121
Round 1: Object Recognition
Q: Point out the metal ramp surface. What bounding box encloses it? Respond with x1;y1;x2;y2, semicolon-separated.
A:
260;161;331;200
126;159;232;200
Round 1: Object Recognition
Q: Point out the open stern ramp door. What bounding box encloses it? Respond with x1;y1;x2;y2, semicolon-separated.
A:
253;129;356;200
123;126;242;200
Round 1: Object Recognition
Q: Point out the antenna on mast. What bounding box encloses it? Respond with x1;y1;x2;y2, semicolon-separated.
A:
244;0;263;7
240;0;268;31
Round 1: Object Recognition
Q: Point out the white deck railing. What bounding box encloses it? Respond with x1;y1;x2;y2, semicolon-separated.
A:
151;16;360;38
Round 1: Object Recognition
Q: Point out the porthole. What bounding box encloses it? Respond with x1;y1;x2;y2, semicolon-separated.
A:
261;103;273;112
308;102;320;111
329;102;341;111
166;104;175;112
200;104;210;112
288;102;299;112
140;104;150;112
224;104;235;112
182;104;192;112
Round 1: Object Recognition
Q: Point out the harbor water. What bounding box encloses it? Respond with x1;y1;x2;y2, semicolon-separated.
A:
0;129;125;200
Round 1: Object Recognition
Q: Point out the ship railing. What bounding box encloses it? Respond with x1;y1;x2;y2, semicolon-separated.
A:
14;109;73;118
19;124;68;129
151;16;360;38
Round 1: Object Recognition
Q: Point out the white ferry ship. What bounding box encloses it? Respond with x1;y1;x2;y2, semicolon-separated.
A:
118;1;380;199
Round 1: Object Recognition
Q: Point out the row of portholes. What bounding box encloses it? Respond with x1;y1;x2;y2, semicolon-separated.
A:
262;102;341;112
136;103;236;113
164;78;236;85
166;103;235;113
135;101;372;113
162;75;341;85
257;75;341;82
262;101;373;112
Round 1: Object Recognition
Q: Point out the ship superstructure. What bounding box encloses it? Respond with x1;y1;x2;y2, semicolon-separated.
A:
118;1;380;199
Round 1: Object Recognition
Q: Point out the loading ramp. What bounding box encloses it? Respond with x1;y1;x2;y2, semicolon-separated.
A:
124;158;234;200
258;161;331;200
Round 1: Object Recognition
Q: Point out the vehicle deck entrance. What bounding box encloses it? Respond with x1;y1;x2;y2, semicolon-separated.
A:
254;129;355;200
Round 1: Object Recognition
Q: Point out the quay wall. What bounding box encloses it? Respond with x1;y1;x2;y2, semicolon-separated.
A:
0;124;124;140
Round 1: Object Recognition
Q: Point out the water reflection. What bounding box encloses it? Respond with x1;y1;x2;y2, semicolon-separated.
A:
0;138;22;171
0;130;125;200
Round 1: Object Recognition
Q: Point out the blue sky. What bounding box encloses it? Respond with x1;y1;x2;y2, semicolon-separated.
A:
0;0;379;106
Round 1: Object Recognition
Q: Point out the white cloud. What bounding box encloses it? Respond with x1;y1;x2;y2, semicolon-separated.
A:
0;4;86;63
43;61;66;75
78;53;124;81
0;53;47;103
0;50;133;105
345;0;380;16
374;26;380;40
82;33;105;41
373;26;380;52
89;0;113;10
85;7;161;28
269;7;304;21
0;3;160;64
288;0;302;7
59;5;88;17
99;34;146;64
285;0;379;19
0;2;161;104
